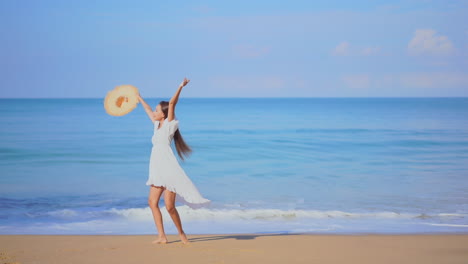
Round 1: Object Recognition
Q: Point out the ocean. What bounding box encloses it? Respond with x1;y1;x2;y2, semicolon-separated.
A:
1;97;467;235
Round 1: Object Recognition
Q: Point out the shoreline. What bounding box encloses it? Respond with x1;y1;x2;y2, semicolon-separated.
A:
2;233;468;264
2;231;468;235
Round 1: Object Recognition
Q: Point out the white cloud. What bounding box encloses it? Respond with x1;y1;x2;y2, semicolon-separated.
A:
342;74;371;89
399;72;468;88
408;29;454;56
207;75;285;97
332;42;350;56
340;72;468;91
333;42;380;56
361;47;381;56
232;44;271;58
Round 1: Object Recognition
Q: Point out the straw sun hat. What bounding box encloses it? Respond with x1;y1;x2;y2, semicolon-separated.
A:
104;85;140;116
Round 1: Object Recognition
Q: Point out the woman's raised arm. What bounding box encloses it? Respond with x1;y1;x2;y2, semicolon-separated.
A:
138;94;156;123
168;77;190;121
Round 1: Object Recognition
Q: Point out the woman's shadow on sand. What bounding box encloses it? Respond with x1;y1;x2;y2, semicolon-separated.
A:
170;232;308;244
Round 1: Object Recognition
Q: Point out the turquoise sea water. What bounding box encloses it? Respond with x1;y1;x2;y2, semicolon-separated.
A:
1;98;467;234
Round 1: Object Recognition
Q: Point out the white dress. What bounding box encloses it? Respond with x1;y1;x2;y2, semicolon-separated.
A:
146;118;211;209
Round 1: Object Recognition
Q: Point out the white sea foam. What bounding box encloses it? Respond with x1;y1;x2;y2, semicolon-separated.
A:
46;209;79;218
26;205;468;223
102;206;467;222
422;223;468;228
3;206;468;235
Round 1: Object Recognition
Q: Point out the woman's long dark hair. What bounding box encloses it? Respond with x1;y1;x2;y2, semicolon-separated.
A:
159;101;192;161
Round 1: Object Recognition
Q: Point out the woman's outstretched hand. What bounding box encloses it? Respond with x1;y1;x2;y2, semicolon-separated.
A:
180;77;190;88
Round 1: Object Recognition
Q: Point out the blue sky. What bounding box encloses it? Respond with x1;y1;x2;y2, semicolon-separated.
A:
1;0;467;98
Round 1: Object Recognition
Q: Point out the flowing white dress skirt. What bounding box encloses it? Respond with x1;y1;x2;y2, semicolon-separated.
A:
146;118;211;209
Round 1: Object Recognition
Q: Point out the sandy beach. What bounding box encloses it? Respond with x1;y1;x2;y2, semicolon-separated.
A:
1;233;467;264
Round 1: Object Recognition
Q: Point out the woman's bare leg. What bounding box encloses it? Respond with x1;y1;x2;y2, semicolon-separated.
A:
164;190;190;244
148;185;168;244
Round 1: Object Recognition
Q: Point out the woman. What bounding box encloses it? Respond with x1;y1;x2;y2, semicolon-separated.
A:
138;78;211;244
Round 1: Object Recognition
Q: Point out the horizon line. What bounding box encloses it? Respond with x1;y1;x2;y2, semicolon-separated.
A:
1;96;468;99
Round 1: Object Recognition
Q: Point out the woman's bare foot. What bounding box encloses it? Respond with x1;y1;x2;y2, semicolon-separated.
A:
152;236;168;244
180;232;190;244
